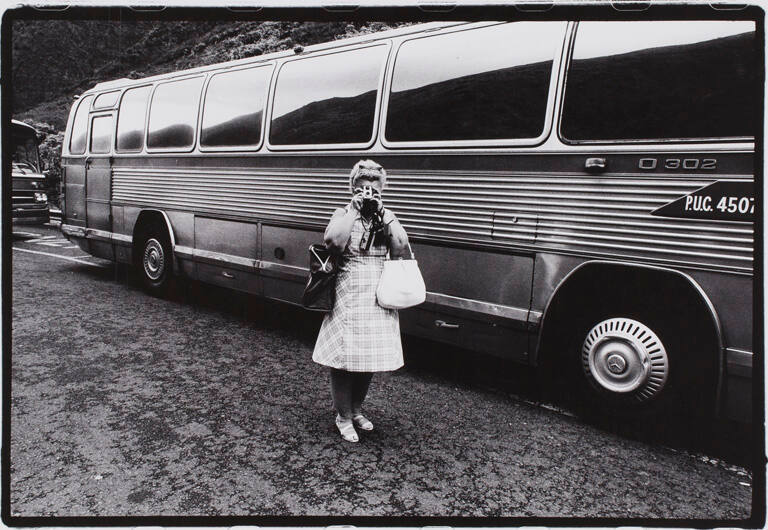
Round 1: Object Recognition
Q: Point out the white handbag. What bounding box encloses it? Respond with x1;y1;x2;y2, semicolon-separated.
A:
376;243;426;309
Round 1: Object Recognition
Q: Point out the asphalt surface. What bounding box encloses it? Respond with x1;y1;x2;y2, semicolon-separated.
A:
9;224;756;520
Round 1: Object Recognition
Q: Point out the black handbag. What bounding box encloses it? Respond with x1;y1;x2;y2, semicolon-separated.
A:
301;244;338;311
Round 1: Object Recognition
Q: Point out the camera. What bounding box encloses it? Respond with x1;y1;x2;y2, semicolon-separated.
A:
356;185;380;217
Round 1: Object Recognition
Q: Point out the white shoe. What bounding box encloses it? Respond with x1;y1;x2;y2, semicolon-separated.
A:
335;415;359;442
352;414;373;431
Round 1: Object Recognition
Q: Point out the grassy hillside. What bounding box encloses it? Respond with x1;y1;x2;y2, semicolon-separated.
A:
13;20;403;129
11;19;405;204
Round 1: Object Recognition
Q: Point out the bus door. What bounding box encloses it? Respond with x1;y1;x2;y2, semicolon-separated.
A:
84;112;115;258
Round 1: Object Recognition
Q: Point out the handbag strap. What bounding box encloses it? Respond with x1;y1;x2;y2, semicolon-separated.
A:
310;246;332;272
386;242;415;260
382;210;414;260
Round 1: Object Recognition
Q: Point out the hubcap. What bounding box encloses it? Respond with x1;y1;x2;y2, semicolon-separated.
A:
143;238;165;281
582;317;669;402
606;354;627;374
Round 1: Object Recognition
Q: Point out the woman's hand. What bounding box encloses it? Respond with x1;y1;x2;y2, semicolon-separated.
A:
373;195;384;215
350;191;364;212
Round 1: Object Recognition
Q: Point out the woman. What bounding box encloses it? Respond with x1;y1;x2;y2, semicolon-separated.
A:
312;160;409;443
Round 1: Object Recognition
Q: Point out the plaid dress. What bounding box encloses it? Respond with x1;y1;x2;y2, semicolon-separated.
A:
312;208;404;372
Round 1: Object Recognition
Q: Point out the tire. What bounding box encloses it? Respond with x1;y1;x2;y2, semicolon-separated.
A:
557;299;717;420
136;221;173;296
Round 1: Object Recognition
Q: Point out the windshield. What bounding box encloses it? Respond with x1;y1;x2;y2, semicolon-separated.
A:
12;130;41;174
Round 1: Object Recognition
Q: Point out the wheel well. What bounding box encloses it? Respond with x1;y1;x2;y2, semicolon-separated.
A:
132;210;174;267
534;262;723;380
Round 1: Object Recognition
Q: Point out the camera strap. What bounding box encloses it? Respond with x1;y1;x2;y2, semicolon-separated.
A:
359;213;384;251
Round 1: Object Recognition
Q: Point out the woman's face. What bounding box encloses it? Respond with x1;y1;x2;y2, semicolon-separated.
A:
353;177;383;196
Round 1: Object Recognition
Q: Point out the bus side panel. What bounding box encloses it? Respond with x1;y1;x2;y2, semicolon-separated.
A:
687;270;752;353
529;252;586;320
86;157;111;231
62;159;86;227
194;217;260;260
415;244;533;310
165;210;195;277
261;224;322;303
688;270;753;422
85;157;113;260
123;206;140;242
194;216;260;294
403;243;532;359
111;206;131;264
400;305;529;361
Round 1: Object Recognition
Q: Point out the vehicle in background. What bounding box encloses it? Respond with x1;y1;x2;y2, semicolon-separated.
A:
11;119;49;224
59;19;758;423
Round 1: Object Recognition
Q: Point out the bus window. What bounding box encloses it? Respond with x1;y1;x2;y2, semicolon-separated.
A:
147;77;204;150
93;91;120;109
561;21;757;142
117;85;152;152
90;115;114;154
386;22;565;144
69;95;93;155
269;45;388;146
201;65;272;148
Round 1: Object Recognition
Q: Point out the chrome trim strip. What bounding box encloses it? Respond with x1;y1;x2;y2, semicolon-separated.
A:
174;247;307;279
725;348;753;378
61;223;87;237
86;228;113;242
423;292;529;322
112;166;754;181
97;141;756;157
169;246;531;324
61;224;132;246
259;260;307;280
87;228;132;246
174;245;258;271
112;233;132;245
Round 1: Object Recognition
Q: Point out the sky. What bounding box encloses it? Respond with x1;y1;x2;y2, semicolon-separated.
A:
272;45;388;119
572;20;755;60
202;66;272;128
391;22;567;92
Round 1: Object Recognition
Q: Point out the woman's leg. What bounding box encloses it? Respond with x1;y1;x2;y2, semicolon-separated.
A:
351;372;374;415
330;368;358;442
330;368;354;419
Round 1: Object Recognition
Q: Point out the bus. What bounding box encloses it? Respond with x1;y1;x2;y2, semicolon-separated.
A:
59;20;758;422
11;119;49;224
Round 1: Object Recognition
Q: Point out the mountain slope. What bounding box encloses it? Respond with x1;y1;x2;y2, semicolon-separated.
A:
12;20;404;129
11;19;405;202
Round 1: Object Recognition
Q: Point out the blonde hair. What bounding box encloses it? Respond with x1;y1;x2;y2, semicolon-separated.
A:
349;159;387;193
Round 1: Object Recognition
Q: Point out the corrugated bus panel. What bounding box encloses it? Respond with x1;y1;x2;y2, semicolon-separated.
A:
112;165;753;273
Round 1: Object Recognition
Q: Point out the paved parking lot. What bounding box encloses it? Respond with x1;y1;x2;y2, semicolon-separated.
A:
8;224;755;520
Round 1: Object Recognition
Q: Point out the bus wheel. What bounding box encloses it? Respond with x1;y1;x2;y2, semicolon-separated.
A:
563;306;710;420
136;223;173;296
580;317;670;408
